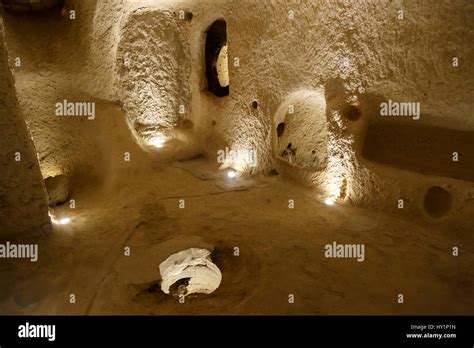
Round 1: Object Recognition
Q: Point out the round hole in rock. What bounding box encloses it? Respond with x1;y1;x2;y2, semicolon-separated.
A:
251;100;258;109
269;169;279;176
276;122;285;137
179;118;193;129
423;186;452;218
159;248;222;298
345;105;361;121
169;278;191;297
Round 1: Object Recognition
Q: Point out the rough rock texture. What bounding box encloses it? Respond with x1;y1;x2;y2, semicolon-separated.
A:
0;18;50;238
117;8;192;152
273;89;328;169
0;0;472;317
159;248;222;297
216;44;229;88
1;0;127;177
1;0;473;225
208;0;473;224
44;175;69;206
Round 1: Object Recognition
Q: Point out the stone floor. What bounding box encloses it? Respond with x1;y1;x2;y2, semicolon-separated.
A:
0;103;472;315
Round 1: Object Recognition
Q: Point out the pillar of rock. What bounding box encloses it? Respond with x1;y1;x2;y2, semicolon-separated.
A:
0;18;51;238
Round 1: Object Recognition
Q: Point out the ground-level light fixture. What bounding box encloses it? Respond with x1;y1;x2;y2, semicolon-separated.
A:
149;136;166;149
48;211;71;225
324;198;335;206
227;169;237;178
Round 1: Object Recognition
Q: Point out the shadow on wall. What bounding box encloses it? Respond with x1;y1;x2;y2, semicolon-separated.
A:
0;0;63;12
362;121;474;183
345;90;473;220
347;90;474;184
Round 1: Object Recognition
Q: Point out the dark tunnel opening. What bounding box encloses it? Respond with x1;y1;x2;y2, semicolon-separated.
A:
205;19;229;97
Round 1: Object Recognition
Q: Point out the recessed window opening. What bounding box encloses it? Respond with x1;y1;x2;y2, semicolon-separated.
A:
205;19;229;97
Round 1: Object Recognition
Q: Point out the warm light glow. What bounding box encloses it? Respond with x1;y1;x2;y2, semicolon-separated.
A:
49;211;71;225
58;217;71;225
216;44;229;88
217;146;257;173
227;169;237;178
149;136;166;148
324;198;335;206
